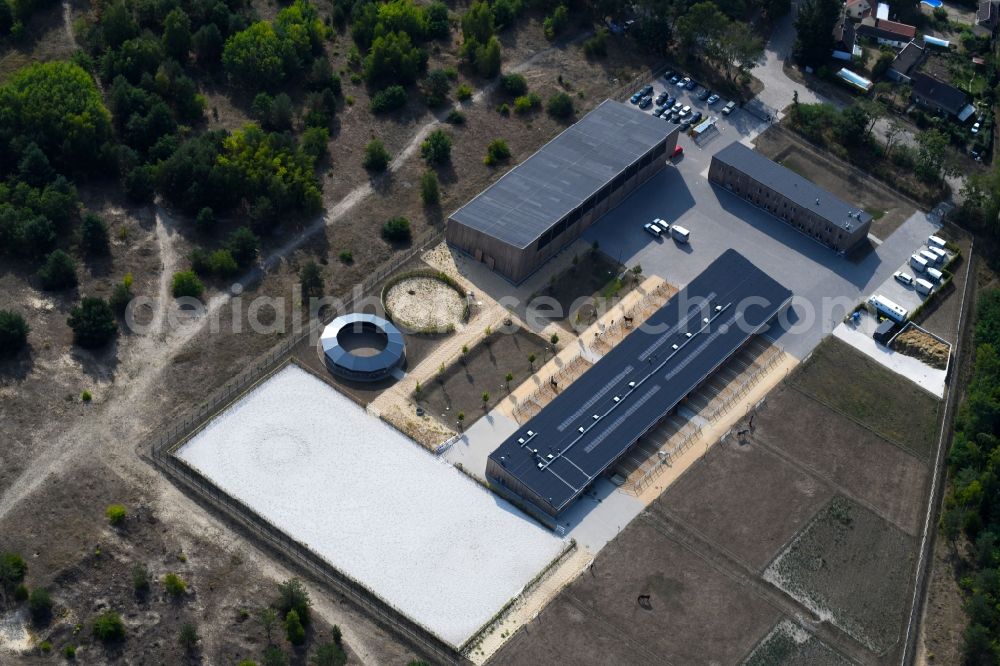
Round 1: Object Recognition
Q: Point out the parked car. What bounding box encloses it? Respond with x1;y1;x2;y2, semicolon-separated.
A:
630;92;643;104
697;89;712;101
893;271;914;286
643;221;663;237
655;91;669;106
679;121;692;132
662;70;675;81
722;101;737;115
663;96;676;108
638;96;652;109
689;111;703;124
653;106;667;117
685;79;697;90
679;105;691;117
640;84;653;97
671;146;684;159
972;121;981;135
678;76;691;88
670;113;682;124
671;102;683;113
707;94;720;105
668;74;681;85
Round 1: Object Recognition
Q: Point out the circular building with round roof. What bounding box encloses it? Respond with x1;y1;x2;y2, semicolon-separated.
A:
320;313;405;382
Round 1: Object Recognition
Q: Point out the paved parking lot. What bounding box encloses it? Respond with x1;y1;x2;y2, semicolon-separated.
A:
587;86;941;360
871;246;954;316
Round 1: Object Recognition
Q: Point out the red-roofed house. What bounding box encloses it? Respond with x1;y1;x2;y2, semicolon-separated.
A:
858;17;917;48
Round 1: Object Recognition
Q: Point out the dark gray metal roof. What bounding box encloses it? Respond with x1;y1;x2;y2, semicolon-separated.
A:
911;72;969;115
487;250;793;517
712;142;872;232
321;313;405;374
449;100;678;249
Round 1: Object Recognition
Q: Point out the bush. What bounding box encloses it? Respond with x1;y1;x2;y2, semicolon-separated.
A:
163;573;187;597
300;261;324;299
363;139;391;171
285;609;305;645
583;28;608;57
420;129;452;165
196;207;215;233
546;92;573;118
28;588;53;624
420;170;440;206
301;127;329;161
513;92;540;114
363;31;427;89
0;310;29;358
171;270;205;299
370;85;408;113
132;563;149;595
542;4;568;40
63;645;76;659
338;250;353;263
381;216;412;242
473;35;502;78
228;227;260;267
123;165;155;203
426;1;450;39
68;298;117;348
484;138;511;165
38;250;78;291
0;553;27;595
423;69;450;107
14;583;28;602
105;504;127;526
312;640;347;666
446;109;466;124
93;611;125;643
276;578;312;626
179;623;199;651
81;213;110;256
456;84;473;101
499;72;527;97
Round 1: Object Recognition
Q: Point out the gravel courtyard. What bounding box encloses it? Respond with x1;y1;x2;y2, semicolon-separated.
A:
176;364;564;647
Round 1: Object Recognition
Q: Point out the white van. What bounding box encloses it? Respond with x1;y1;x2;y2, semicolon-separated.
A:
909;254;928;272
915;278;934;296
670;224;690;243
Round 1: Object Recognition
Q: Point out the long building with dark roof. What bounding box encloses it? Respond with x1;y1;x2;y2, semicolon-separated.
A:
486;250;792;518
446;100;679;284
708;142;872;252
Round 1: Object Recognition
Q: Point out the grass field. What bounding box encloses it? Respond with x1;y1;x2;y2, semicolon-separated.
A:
743;620;853;666
763;496;914;655
791;337;940;458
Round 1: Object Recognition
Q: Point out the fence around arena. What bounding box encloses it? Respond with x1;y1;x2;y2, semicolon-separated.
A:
145;229;474;665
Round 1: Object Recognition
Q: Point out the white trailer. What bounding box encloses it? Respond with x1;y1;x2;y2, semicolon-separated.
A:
927;235;946;249
670;224;690;243
915;278;934;296
909;254;928;272
929;247;947;263
925;267;944;282
868;294;909;323
920;249;941;265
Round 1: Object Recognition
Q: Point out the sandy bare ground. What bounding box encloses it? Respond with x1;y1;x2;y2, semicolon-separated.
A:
384;277;465;332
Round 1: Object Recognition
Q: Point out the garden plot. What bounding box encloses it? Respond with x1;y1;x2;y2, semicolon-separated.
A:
763;496;914;655
176;364;563;648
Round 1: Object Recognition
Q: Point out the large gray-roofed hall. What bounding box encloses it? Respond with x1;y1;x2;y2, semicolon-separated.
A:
486;250;793;518
446;100;679;284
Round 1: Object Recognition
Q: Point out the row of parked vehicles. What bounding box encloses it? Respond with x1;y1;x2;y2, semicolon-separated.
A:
629;71;737;122
893;235;949;296
643;218;690;243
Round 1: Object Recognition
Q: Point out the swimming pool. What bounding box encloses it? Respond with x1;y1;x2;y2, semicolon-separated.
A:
922;0;942;8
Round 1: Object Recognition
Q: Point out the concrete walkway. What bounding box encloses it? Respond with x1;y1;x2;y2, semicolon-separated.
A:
832;321;946;397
